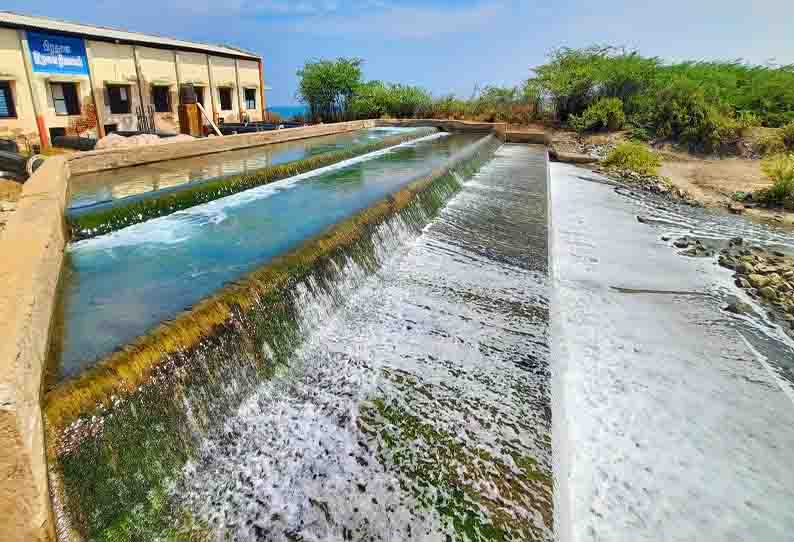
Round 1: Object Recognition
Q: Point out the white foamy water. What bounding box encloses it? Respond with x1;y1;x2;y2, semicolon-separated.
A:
551;163;794;542
172;145;553;541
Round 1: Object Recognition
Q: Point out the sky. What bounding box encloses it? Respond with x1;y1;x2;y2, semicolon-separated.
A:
5;0;794;105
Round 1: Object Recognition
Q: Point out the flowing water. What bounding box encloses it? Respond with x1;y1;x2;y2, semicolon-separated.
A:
551;163;794;542
67;127;421;210
59;132;485;377
51;135;794;541
164;144;552;541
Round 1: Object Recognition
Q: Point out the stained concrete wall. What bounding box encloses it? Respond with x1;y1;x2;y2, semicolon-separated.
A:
0;28;39;149
86;41;141;133
0;157;69;542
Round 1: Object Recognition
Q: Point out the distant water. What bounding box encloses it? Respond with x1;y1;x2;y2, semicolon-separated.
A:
266;105;310;119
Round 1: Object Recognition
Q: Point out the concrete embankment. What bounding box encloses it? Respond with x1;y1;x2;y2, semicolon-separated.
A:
0;157;69;542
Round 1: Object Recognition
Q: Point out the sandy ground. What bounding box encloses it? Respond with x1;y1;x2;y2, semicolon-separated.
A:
659;152;794;229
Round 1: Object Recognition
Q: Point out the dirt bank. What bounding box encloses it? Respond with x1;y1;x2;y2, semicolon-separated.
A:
549;129;794;230
659;152;794;228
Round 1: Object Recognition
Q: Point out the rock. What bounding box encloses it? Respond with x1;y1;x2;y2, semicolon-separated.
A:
728;202;745;214
735;277;751;289
724;301;753;315
718;255;735;269
748;274;771;289
673;237;691;249
637;215;649;224
729;237;744;247
661;236;671;242
735;261;755;274
766;273;783;287
759;287;778;301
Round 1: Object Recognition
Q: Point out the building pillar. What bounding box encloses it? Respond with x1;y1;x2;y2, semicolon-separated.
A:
132;45;145;127
234;58;243;122
206;54;218;122
17;30;49;149
258;59;266;121
174;51;183;93
84;42;106;138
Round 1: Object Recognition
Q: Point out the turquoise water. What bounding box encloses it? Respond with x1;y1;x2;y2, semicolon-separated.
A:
266;105;310;119
68;127;420;211
59;132;485;378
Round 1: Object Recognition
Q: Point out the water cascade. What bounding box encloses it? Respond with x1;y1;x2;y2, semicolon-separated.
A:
46;132;553;540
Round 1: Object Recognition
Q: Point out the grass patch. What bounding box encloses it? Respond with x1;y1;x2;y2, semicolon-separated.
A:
602;141;661;176
755;153;794;209
68;128;436;240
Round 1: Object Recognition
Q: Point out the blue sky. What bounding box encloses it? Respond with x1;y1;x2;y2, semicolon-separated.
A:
7;0;794;105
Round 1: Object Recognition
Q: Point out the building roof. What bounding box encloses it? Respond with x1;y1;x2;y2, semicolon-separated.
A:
0;11;259;60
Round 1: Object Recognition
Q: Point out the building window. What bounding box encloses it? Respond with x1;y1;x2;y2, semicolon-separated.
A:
49;127;66;142
244;88;257;110
0;82;16;118
51;82;80;115
219;87;233;111
152;86;171;113
107;85;131;114
194;86;205;107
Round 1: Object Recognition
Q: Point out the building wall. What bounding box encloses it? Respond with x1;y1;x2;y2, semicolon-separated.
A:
238;59;262;121
0;27;263;146
0;28;40;150
177;51;211;119
209;55;238;123
87;40;141;132
137;46;179;132
32;71;93;139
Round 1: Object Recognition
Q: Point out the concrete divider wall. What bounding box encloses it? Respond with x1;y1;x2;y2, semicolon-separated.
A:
68;120;378;175
0;157;69;542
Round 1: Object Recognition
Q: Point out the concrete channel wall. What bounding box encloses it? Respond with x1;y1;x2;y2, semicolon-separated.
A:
68;120;378;175
0;118;519;541
0;157;69;542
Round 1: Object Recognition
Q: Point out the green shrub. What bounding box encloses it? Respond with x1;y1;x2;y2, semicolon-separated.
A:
758;153;794;208
569;97;626;132
781;122;794;149
756;131;786;155
602;141;661;176
637;80;742;152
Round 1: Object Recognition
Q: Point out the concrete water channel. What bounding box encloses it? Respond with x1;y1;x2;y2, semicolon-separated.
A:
2;119;793;540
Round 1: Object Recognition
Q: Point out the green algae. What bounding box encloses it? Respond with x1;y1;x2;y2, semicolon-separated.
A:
357;366;552;541
68;128;437;241
46;135;502;541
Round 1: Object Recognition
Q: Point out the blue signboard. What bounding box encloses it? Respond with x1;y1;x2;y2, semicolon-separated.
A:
28;31;89;75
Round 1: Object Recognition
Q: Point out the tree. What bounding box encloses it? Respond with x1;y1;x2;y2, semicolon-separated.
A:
296;58;363;122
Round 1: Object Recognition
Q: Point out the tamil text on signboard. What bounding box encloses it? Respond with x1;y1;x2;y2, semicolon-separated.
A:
28;31;89;75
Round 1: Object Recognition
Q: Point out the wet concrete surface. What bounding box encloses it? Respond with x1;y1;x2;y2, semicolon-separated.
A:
551;163;794;541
